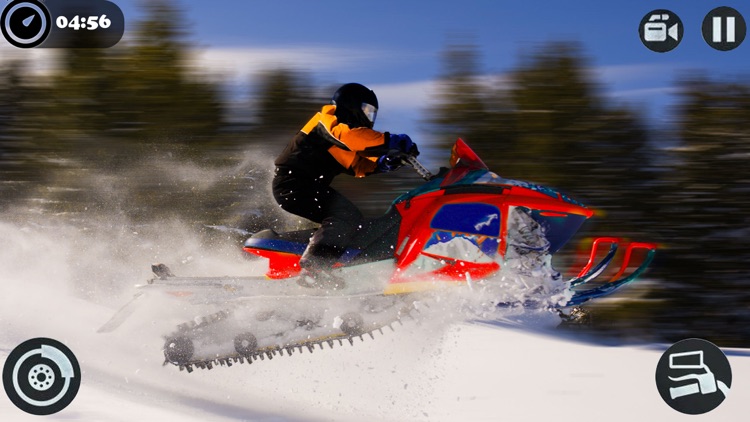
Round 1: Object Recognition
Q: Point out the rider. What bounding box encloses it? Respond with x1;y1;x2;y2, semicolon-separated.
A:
273;83;418;286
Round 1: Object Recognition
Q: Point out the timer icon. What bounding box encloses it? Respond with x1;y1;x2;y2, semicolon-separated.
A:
1;0;51;48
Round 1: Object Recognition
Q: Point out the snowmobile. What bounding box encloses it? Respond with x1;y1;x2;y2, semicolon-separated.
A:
99;139;656;372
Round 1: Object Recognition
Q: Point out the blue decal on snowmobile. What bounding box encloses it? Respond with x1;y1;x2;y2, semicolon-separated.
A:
431;203;501;237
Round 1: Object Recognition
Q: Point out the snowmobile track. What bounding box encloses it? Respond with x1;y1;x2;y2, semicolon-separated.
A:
167;314;408;373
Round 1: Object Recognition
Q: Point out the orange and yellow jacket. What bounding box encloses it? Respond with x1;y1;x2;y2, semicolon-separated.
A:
274;105;391;183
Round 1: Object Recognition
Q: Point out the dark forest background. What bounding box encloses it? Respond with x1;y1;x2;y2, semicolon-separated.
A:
2;1;749;346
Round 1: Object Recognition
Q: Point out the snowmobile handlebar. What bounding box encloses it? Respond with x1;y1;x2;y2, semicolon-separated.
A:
402;155;434;181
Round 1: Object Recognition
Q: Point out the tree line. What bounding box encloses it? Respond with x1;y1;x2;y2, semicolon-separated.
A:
1;1;749;345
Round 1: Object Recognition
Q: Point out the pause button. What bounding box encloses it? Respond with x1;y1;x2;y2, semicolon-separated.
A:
703;6;746;50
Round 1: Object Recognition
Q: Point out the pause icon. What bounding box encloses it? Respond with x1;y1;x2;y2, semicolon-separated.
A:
703;6;746;51
713;16;737;43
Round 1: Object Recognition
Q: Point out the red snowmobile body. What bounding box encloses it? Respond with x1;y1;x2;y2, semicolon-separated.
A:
244;139;656;306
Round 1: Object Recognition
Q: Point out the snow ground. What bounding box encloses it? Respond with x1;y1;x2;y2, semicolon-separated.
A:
3;308;749;422
1;220;749;422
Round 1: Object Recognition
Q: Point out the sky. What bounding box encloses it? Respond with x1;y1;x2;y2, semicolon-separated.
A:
116;0;750;138
2;0;749;141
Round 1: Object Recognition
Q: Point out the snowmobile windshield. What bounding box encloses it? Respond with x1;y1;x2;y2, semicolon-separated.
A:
362;103;377;124
467;172;585;207
450;139;488;170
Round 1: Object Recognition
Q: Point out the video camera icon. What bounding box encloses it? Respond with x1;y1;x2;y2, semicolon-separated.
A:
639;9;683;52
644;14;679;42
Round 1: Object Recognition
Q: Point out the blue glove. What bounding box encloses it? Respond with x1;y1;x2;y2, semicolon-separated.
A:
376;150;404;173
388;134;419;157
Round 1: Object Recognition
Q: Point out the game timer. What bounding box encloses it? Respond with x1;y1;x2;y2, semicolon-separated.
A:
1;0;124;48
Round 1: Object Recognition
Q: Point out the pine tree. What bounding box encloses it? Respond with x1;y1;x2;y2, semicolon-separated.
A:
254;68;321;136
0;61;41;207
119;0;223;145
645;74;750;345
429;42;654;232
428;43;515;169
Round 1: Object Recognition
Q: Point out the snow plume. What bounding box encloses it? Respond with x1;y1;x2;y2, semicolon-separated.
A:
494;207;570;308
21;143;294;233
411;206;570;329
0;215;310;421
0;157;566;421
0;215;260;330
0;212;450;421
0;146;284;342
0;158;314;419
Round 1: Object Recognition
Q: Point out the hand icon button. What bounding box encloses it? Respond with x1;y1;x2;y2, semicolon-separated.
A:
656;338;732;415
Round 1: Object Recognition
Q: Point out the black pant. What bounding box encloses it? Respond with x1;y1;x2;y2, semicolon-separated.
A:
272;168;363;270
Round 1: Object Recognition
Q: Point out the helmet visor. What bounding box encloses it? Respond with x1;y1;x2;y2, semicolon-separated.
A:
362;103;378;124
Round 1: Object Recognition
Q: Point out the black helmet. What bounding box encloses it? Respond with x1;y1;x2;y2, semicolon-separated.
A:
331;83;378;129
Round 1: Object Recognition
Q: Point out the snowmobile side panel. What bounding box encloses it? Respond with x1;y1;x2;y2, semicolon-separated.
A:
243;248;302;279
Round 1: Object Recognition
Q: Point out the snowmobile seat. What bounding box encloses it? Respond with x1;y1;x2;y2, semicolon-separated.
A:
243;206;401;264
244;228;316;255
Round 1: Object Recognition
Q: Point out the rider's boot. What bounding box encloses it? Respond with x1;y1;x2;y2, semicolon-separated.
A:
296;244;346;290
